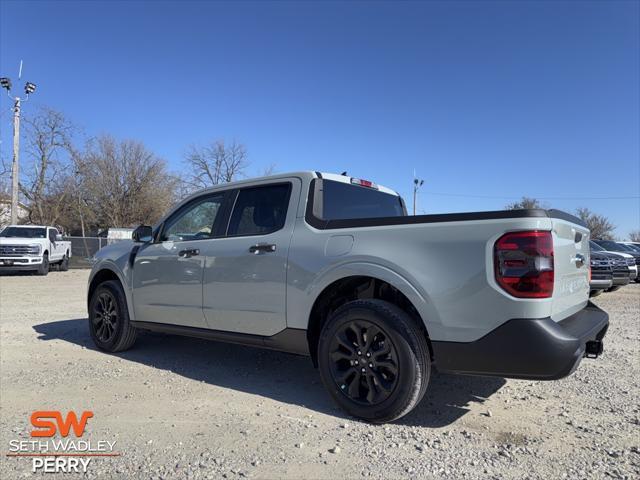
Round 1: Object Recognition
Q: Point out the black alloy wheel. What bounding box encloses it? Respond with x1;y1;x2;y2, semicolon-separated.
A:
92;291;119;343
318;299;431;423
88;280;137;352
328;319;399;405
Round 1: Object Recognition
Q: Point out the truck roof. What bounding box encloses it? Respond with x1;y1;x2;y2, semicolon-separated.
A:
316;172;399;196
189;171;400;197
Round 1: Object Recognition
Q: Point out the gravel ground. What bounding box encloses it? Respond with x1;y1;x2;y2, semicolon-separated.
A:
0;270;638;479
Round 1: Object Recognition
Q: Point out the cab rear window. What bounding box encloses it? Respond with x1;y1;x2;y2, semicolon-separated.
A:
320;180;405;220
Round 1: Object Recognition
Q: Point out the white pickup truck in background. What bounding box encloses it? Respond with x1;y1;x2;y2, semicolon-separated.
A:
0;225;71;275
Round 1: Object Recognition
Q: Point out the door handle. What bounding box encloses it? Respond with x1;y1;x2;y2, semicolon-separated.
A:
178;248;200;258
249;244;277;255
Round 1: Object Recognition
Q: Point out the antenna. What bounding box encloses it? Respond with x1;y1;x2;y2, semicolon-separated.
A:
18;60;23;80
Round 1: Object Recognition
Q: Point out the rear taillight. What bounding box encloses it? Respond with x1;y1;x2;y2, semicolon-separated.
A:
494;231;554;298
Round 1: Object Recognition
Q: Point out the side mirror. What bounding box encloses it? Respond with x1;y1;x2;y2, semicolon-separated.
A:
55;234;63;241
132;225;153;243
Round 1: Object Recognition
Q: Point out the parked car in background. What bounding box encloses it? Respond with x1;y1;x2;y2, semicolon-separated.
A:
106;228;134;242
87;171;608;422
0;225;71;275
608;256;633;291
590;242;632;291
592;240;639;282
589;252;613;297
620;242;640;253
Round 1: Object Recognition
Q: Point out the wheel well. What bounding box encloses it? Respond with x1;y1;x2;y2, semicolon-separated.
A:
306;276;432;366
88;269;121;308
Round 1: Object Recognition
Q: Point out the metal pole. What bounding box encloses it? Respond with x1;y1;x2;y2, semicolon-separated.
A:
413;184;417;216
10;97;21;225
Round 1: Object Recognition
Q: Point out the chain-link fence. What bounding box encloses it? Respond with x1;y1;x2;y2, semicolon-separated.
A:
63;237;127;268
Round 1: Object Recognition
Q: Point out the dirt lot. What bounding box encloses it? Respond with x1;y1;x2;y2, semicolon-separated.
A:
0;270;638;479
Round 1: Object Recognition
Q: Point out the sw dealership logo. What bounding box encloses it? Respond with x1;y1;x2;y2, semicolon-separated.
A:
31;411;94;437
6;411;119;473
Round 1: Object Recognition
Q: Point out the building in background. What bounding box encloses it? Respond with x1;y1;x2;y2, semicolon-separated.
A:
0;196;28;229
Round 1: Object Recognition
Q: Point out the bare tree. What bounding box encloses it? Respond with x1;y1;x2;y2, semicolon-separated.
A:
184;140;248;190
505;196;542;210
576;207;616;240
629;230;640;242
261;163;276;177
18;107;76;227
78;136;179;229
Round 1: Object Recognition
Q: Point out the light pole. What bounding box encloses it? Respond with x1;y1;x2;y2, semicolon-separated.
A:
1;75;36;225
413;177;424;215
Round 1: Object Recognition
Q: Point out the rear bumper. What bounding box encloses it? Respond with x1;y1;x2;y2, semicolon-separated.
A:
432;302;609;380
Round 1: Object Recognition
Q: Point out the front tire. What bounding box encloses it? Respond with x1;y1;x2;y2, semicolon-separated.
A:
36;253;49;276
89;280;137;352
318;299;431;423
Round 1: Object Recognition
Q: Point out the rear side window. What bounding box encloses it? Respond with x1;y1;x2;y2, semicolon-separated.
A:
227;184;291;236
320;180;404;220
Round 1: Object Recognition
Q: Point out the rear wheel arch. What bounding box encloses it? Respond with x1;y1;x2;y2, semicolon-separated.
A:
307;275;433;367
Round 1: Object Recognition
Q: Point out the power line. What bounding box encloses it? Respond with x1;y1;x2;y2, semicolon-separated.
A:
423;191;640;200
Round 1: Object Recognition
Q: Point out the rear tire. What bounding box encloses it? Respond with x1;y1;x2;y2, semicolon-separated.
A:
36;253;49;276
317;299;430;423
59;254;69;271
89;280;137;352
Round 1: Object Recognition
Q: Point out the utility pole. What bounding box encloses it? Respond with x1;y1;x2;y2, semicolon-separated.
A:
10;97;21;225
1;65;37;225
413;177;424;215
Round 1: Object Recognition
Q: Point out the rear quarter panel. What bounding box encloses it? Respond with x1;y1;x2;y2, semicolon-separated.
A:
288;215;565;342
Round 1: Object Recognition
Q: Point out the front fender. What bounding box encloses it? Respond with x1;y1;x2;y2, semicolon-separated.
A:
88;259;135;321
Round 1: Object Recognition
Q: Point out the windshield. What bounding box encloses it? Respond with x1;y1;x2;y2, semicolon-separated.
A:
590;241;605;252
624;244;640;253
0;227;47;238
594;240;628;252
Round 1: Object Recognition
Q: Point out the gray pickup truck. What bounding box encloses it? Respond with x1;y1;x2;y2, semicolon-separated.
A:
88;172;609;422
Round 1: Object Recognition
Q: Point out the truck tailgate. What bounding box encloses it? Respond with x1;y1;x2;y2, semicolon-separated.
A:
551;215;590;321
